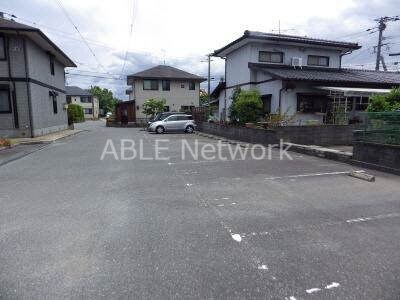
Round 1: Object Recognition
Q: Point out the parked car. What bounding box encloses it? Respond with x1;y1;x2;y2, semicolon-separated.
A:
148;112;187;125
105;112;112;118
148;114;196;134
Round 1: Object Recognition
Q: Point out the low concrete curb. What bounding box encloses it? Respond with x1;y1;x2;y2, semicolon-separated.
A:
195;132;352;163
283;143;352;163
13;130;84;146
348;171;375;182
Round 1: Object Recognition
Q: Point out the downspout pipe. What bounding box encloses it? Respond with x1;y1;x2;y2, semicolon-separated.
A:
22;35;34;137
6;35;19;129
278;84;285;115
339;49;354;69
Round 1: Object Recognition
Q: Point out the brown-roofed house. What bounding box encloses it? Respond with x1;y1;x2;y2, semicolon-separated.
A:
127;65;206;121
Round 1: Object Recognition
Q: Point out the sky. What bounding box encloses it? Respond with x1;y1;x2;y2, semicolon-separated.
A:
1;0;400;99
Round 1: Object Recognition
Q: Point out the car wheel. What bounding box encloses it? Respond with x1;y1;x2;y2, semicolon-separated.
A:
185;125;194;134
156;126;165;134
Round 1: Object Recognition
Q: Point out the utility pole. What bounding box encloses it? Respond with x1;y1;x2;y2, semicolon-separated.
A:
375;18;386;71
371;16;400;71
207;54;211;113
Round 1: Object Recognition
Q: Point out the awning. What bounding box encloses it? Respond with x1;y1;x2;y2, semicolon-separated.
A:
316;86;391;97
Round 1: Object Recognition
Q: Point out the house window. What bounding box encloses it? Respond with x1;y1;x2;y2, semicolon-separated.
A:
180;105;194;112
162;80;170;91
308;55;329;67
164;106;170;112
66;96;72;104
0;87;11;113
259;51;284;63
84;108;93;114
181;83;185;88
143;79;159;90
355;97;370;111
50;92;58;114
297;94;328;113
189;82;196;90
0;35;6;60
49;53;55;75
81;96;92;103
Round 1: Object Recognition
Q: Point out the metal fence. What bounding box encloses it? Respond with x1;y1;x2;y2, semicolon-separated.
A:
354;112;400;145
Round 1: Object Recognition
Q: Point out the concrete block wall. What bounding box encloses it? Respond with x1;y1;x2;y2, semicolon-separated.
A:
353;141;400;173
199;123;356;147
275;125;356;146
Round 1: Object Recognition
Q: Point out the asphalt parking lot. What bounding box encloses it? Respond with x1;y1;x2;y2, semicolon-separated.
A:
0;121;399;299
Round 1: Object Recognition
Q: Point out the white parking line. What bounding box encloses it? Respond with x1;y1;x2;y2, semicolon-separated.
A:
265;170;365;180
346;213;400;223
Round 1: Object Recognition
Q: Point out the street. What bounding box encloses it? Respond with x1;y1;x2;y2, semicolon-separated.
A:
0;120;399;299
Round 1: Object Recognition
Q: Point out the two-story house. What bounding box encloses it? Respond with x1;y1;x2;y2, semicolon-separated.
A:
66;86;99;120
0;16;76;137
127;65;206;120
213;30;400;124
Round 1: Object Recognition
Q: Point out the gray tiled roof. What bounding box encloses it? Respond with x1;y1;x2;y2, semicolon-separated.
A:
128;65;206;81
0;17;37;30
66;86;92;96
245;31;361;49
0;18;76;67
214;30;361;56
249;63;400;87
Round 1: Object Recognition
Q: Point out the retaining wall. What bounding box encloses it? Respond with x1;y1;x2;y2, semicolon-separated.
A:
198;123;355;146
353;141;400;174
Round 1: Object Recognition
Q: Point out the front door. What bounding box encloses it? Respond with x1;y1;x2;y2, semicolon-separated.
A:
261;94;272;116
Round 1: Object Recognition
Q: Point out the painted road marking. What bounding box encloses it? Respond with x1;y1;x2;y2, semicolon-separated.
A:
346;213;400;223
288;282;340;299
239;212;400;240
231;234;242;242
306;288;322;294
265;170;365;180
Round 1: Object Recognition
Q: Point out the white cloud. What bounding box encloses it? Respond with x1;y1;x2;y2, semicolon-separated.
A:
3;0;400;99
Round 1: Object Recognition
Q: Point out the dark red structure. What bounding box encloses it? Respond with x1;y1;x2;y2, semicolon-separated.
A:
115;100;136;124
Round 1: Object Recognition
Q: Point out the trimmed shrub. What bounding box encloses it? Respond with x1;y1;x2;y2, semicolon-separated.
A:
234;89;262;124
67;104;85;124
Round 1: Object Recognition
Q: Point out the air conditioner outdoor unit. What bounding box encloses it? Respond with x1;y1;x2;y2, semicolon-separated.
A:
292;57;303;68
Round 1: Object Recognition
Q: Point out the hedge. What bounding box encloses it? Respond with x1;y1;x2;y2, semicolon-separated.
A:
67;104;85;125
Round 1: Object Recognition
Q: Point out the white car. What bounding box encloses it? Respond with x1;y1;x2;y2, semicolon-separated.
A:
148;114;196;134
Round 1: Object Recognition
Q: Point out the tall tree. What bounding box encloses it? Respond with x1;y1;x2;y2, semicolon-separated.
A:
90;86;120;114
142;98;166;118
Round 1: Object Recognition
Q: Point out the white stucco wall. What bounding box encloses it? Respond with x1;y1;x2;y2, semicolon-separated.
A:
248;42;342;68
70;95;99;119
133;79;200;118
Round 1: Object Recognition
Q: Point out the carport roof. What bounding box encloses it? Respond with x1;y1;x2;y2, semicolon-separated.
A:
249;63;400;87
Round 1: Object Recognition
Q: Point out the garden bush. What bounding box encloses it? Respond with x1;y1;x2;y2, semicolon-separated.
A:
234;89;262;124
67;104;85;125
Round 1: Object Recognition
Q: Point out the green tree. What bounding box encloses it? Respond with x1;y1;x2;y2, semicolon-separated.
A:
142;98;166;118
367;88;400;112
229;87;241;123
200;90;208;106
234;89;262;124
67;104;85;124
90;86;120;115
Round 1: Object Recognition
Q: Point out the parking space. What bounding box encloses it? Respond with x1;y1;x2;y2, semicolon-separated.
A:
1;123;399;298
145;131;400;299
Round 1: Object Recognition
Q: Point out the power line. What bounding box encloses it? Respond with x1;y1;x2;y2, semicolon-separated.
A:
120;0;135;75
65;72;125;81
54;0;109;73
